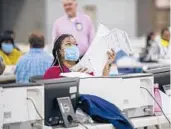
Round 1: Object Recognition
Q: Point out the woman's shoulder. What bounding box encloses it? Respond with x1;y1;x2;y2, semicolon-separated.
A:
11;49;23;58
46;66;60;71
43;66;61;79
13;48;22;54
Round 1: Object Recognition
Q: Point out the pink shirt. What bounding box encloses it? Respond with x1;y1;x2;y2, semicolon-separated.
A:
52;13;95;56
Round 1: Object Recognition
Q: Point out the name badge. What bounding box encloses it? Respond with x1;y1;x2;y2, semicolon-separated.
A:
75;23;83;31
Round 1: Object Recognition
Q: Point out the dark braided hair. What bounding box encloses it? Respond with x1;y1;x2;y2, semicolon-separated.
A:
52;34;73;72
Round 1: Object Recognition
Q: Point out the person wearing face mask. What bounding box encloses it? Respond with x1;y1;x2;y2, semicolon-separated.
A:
0;33;22;65
43;34;116;79
3;30;20;51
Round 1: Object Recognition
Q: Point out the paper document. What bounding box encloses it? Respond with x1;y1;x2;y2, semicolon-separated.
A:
71;24;133;76
109;29;133;54
60;72;93;78
70;24;110;75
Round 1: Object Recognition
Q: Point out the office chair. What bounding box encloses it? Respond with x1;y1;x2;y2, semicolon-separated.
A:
29;75;43;83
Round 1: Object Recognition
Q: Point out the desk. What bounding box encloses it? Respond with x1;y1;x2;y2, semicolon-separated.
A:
117;58;170;69
44;115;171;129
0;75;16;84
3;65;16;75
44;124;115;129
141;59;170;69
131;115;171;128
142;62;170;70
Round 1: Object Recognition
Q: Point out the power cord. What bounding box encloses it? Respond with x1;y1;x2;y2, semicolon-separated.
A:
26;98;51;126
27;98;87;128
140;87;171;125
72;120;89;129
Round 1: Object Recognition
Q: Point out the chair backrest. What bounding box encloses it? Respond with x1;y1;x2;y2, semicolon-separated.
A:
144;66;170;93
29;75;43;83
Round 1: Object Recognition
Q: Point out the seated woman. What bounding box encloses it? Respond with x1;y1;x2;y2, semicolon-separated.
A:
44;34;116;79
0;33;22;65
140;32;160;62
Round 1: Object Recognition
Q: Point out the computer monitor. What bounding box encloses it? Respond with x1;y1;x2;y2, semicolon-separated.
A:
144;66;170;92
36;77;80;126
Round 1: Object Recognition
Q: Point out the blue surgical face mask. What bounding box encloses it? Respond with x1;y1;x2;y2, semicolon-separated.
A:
64;45;80;61
1;43;14;54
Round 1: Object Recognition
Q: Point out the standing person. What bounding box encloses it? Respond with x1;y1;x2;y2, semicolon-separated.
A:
159;28;170;58
15;32;53;83
52;0;95;57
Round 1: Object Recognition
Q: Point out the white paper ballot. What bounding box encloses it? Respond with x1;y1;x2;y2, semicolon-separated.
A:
60;72;93;78
109;29;133;54
71;24;133;76
70;24;110;75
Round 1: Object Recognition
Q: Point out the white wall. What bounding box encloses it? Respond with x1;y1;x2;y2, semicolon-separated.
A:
0;0;45;43
45;0;62;44
45;0;137;44
14;0;45;43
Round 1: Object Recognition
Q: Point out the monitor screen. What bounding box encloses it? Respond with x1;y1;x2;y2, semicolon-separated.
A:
36;77;80;126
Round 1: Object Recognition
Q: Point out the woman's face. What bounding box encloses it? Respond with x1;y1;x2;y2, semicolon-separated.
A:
59;36;77;58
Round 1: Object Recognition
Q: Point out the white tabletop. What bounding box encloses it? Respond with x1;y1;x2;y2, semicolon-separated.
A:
44;114;171;129
131;115;171;128
44;124;115;129
0;75;16;82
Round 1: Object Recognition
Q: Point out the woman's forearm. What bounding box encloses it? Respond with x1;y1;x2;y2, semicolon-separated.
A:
102;63;111;76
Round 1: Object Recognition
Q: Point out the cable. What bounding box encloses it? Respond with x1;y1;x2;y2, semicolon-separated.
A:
26;98;51;126
78;122;89;129
27;97;88;128
72;120;89;129
140;87;171;125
